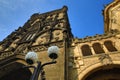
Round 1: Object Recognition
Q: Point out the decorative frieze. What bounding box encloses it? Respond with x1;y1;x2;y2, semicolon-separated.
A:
0;51;14;60
31;46;47;52
31;42;64;52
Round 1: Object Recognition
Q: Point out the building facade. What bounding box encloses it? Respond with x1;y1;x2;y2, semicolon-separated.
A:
0;0;120;80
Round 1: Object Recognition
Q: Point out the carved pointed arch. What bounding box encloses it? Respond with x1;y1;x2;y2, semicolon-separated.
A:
77;61;120;80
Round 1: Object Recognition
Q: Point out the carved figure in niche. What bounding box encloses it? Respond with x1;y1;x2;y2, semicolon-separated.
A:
54;31;60;41
36;32;51;45
98;54;112;65
51;30;63;42
55;31;60;36
37;38;45;44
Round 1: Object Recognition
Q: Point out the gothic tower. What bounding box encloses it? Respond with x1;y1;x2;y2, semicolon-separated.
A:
0;6;73;80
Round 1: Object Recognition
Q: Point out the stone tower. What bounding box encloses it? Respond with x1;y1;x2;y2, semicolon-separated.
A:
0;0;120;80
0;6;73;80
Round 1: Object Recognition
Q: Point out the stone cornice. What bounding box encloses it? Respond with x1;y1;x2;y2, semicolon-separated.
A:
73;30;120;44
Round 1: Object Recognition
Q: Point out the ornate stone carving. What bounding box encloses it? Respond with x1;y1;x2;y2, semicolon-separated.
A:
0;51;14;60
31;46;47;52
98;54;112;65
14;44;28;54
111;9;120;25
32;41;63;52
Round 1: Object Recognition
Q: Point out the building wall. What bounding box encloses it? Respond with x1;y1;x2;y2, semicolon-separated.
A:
68;0;120;80
68;32;120;80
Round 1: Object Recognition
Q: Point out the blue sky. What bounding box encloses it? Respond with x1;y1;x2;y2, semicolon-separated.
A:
0;0;113;41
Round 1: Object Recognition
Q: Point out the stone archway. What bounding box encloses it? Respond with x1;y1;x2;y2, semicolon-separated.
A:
0;62;32;80
83;64;120;80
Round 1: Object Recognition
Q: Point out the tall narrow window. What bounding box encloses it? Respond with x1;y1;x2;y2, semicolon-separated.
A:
81;45;92;56
30;33;36;40
104;41;117;52
93;43;105;54
21;33;36;42
25;33;36;41
26;34;32;41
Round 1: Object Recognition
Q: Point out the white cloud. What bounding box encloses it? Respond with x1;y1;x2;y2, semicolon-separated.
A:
0;0;29;11
0;0;15;10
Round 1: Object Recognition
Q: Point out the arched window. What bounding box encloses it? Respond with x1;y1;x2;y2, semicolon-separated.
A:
81;45;92;56
104;41;117;52
93;43;105;54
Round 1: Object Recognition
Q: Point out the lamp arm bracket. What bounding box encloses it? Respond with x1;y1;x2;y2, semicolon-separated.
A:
22;65;36;69
40;61;57;69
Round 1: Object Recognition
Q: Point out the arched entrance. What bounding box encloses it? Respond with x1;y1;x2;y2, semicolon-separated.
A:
0;62;32;80
84;65;120;80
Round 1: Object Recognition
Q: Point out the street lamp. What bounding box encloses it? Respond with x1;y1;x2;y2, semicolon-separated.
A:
25;46;59;80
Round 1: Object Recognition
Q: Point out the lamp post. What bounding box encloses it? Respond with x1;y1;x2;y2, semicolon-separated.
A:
25;46;59;80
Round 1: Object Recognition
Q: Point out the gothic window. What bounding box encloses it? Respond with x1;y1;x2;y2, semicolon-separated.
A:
26;33;36;41
26;34;32;41
30;33;36;40
104;41;117;52
93;43;105;54
21;33;36;42
81;45;92;56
